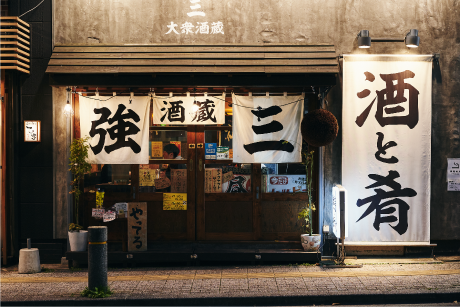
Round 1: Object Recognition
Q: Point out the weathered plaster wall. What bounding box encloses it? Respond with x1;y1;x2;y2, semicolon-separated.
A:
53;87;69;239
53;0;460;239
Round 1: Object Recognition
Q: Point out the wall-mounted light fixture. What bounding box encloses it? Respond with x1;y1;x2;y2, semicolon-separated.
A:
63;86;74;117
357;29;420;48
357;30;371;48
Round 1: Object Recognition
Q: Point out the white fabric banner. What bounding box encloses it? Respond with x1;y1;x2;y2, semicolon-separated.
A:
343;55;432;242
152;94;225;125
79;95;150;164
232;94;304;163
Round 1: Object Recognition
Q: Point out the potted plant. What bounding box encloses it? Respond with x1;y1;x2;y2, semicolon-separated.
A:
298;149;321;251
68;137;92;251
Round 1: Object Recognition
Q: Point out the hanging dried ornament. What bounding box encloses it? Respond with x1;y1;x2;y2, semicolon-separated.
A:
301;109;339;147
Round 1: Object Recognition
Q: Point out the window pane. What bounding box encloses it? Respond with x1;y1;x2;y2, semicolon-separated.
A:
205;163;251;193
149;130;187;160
262;163;306;193
204;129;233;160
84;164;131;193
139;163;187;193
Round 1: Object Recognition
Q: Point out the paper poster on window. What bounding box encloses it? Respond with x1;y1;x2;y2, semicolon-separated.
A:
171;169;187;193
447;158;460;191
163;193;187;210
343;55;432;242
79;96;150;164
153;94;225;125
232;94;304;163
151;141;163;159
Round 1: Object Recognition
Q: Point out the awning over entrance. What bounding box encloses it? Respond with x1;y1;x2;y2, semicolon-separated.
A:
46;44;338;74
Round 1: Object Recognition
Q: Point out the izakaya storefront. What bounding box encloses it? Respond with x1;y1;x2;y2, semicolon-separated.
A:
48;44;339;264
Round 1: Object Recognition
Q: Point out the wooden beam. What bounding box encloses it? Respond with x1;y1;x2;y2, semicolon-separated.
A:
0;16;30;28
0;54;30;63
0;41;30;51
1;69;7;265
52;45;335;53
0;60;30;69
0;48;30;57
0;22;30;34
0;29;30;40
0;66;29;74
0;35;30;45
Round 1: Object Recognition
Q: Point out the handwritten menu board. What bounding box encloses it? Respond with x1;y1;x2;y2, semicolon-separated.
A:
205;168;222;193
128;202;147;252
171;169;187;193
163;193;187;210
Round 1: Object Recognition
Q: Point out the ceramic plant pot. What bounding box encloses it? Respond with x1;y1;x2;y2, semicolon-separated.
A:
68;230;88;251
300;234;321;252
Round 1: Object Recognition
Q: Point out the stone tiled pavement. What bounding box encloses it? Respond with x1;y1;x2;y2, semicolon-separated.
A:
1;261;460;304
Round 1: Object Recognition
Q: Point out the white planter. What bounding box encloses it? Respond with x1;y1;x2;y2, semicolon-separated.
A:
68;230;88;251
300;234;321;252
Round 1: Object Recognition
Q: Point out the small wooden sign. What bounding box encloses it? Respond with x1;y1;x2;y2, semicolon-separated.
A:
155;177;171;190
128;202;147;252
222;171;234;183
163;193;187;210
24;120;41;142
171;169;187;193
212;169;222;193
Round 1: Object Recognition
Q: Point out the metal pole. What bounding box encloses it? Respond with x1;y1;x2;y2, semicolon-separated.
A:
88;226;108;290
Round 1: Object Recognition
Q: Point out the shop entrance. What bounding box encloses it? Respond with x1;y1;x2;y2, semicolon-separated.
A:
79;90;319;247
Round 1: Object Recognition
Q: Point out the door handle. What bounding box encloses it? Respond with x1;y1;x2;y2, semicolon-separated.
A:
199;159;203;171
132;185;136;199
256;186;259;200
189;158;194;172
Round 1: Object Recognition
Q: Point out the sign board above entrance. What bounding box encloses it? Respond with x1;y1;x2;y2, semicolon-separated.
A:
152;94;225;125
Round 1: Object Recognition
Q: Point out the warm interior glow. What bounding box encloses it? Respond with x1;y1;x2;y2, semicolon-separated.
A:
359;45;370;49
191;104;199;113
406;44;418;48
64;103;72;112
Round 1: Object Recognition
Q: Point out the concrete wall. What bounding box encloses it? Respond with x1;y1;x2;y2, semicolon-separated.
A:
52;0;460;240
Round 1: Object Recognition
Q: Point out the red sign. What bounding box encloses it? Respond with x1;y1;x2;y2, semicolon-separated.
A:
269;176;289;185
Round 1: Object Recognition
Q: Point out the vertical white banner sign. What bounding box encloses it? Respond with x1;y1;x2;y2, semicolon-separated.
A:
343;55;432;242
80;96;150;164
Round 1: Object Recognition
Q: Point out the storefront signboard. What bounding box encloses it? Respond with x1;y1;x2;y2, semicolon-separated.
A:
152;94;225;125
163;193;187;210
343;55;432;242
232;94;304;163
128;202;147;252
79;96;150;164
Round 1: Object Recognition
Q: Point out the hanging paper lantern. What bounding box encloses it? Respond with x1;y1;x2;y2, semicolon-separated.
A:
301;109;339;147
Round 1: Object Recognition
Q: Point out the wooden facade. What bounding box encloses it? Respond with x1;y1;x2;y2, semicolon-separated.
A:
46;44;338;74
0;17;30;74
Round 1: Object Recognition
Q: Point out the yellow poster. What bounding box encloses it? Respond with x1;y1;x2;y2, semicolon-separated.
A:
139;168;157;186
163;193;187;210
151;141;163;159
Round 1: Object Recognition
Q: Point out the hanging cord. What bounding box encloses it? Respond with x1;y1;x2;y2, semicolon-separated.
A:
19;0;46;17
73;91;117;102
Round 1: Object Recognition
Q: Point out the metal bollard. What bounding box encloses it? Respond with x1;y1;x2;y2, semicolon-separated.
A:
88;226;108;290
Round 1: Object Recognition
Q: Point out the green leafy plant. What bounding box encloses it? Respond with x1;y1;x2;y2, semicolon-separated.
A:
298;149;316;235
68;223;83;232
69;137;92;228
80;286;113;298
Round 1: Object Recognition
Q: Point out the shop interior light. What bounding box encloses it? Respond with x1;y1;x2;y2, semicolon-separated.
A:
405;29;420;48
357;30;371;48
